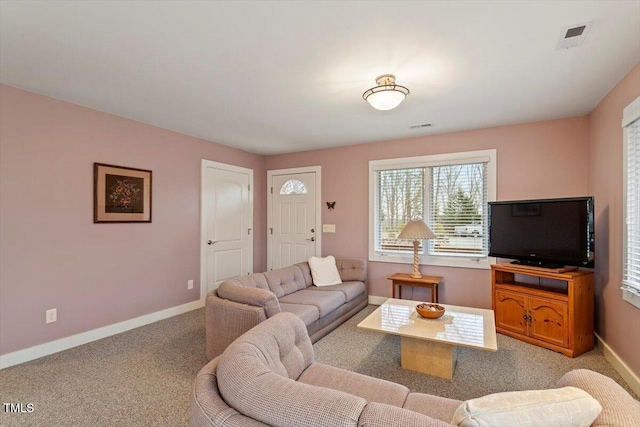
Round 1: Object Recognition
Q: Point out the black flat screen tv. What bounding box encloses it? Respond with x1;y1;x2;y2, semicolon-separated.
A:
488;197;594;268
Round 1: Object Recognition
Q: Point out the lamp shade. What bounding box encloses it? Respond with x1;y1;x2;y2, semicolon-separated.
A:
398;219;436;240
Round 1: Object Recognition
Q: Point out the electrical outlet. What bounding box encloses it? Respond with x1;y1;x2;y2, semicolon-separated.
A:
46;308;57;324
187;279;194;290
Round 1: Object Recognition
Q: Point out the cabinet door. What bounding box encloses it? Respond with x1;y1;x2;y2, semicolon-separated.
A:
495;289;527;335
528;296;568;348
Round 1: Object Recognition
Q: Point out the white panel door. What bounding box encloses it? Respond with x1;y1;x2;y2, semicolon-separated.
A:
203;162;252;295
270;171;318;270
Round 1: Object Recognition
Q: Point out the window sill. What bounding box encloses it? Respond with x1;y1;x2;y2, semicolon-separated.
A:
369;253;495;270
622;286;640;310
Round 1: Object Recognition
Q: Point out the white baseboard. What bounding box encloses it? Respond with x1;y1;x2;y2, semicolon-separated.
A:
0;299;204;370
595;333;640;396
368;295;388;306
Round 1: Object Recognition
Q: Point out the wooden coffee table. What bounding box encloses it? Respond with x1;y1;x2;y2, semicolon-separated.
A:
357;298;497;379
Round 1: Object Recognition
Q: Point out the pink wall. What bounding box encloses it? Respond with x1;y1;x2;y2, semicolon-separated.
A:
0;85;266;355
5;69;636;376
266;117;589;308
588;63;640;376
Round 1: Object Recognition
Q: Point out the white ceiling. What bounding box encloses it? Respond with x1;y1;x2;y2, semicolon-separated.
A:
1;1;639;155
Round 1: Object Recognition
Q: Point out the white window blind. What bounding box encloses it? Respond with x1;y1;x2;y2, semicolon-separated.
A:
623;97;640;310
375;168;425;254
370;150;495;269
428;163;488;257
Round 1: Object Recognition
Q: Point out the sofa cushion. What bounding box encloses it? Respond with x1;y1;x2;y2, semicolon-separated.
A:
298;258;367;285
295;261;315;286
279;289;346;317
336;258;367;282
280;303;320;326
264;266;307;298
557;369;640;427
298;363;409;407
403;393;462;423
451;387;602;427
309;281;366;302
221;312;314;379
308;255;343;286
218;313;367;427
358;402;454;427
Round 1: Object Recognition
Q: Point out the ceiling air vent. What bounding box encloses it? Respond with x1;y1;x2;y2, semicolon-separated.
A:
409;123;432;129
556;21;594;50
565;25;586;38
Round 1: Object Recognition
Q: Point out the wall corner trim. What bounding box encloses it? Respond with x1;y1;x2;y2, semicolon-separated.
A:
595;333;640;397
0;299;204;370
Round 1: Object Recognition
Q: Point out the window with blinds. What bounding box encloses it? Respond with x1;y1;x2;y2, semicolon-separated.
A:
369;150;496;269
427;163;488;257
623;96;640;310
376;168;425;254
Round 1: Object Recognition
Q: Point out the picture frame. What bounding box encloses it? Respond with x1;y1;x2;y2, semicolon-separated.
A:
93;163;152;223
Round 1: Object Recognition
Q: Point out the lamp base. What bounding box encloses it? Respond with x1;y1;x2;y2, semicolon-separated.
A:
411;240;422;279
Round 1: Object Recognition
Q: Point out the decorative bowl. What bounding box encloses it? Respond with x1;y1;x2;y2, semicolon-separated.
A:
416;303;445;319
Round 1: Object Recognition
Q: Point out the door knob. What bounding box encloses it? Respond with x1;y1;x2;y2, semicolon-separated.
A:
208;240;218;245
306;237;315;242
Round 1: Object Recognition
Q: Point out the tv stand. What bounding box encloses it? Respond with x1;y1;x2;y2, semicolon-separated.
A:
491;263;594;357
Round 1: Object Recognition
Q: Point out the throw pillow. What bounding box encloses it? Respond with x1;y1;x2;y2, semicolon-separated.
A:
452;386;602;427
308;256;342;286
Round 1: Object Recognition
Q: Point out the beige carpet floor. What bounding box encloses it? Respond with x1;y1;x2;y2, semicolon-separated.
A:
313;306;637;401
0;305;636;426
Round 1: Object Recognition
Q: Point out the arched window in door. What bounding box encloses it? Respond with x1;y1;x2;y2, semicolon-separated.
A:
279;179;308;195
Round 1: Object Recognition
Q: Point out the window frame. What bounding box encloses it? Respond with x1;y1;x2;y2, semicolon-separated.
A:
369;149;497;270
622;96;640;310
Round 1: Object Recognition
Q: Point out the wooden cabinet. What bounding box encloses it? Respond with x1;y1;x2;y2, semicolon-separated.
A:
495;289;569;348
491;264;594;357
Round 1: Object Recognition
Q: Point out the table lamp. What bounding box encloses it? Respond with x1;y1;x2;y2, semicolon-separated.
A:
398;218;436;279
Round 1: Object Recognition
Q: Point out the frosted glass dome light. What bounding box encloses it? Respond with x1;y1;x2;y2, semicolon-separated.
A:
363;74;410;111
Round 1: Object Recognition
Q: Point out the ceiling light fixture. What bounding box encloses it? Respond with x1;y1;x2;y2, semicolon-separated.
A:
363;74;410;111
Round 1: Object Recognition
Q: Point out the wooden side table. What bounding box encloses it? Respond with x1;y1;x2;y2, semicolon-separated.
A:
388;273;443;302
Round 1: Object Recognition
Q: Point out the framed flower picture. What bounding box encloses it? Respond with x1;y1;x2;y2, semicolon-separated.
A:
93;163;152;223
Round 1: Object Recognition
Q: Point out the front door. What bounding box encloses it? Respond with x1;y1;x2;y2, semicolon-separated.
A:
268;167;320;270
202;161;253;296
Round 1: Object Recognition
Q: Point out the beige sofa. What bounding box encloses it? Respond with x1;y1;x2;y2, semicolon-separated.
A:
192;312;640;427
205;258;367;360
